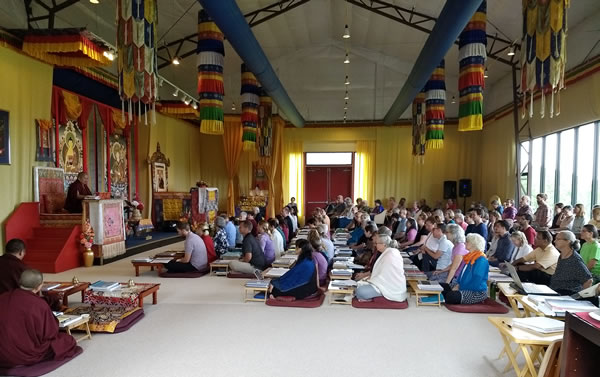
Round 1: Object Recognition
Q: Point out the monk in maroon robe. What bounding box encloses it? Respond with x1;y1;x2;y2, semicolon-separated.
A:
0;239;27;295
64;172;92;213
0;269;81;368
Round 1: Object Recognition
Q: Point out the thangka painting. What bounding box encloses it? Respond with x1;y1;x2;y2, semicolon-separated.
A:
153;162;167;192
197;187;219;223
0;110;10;165
252;162;268;191
36;119;55;162
59;120;83;190
109;134;128;198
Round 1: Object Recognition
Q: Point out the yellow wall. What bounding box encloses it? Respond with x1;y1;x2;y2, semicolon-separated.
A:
0;47;54;249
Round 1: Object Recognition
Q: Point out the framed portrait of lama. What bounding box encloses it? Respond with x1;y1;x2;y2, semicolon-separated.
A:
149;142;170;193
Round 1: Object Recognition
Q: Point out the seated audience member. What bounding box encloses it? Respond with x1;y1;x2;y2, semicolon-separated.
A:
588;207;600;229
317;224;334;260
551;203;565;229
233;217;244;246
517;195;534;217
393;208;408;240
307;231;328;286
347;212;370;246
269;243;318;299
507;231;533;263
487;211;500;242
550;231;593;295
252;207;263;223
229;220;266;274
422;223;454;277
223;215;237;250
440;233;489;305
200;225;217;264
580;224;600;283
550;205;574;233
316;207;331;230
213;217;230;257
346;210;361;232
289;206;299;233
488;220;515;267
444;209;455;224
431;224;468;284
64;171;92;213
502;199;517;220
165;222;208;273
281;207;295;243
512;230;559;285
409;200;420;217
277;215;290;243
490;199;504;216
355;234;407;302
399;218;418;245
0;269;80;368
466;208;488;245
517;213;537;247
247;213;259;237
406;215;436;253
533;193;552;230
371;199;384;215
354;226;394;280
268;219;285;258
446;198;457;210
257;221;276;265
401;214;431;250
410;217;441;269
354;223;378;265
0;239;28;294
571;203;586;235
454;212;468;231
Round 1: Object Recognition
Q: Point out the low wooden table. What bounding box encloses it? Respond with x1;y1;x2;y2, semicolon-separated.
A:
328;281;355;305
84;283;161;308
44;282;91;307
210;260;230;275
244;286;268;302
488;316;563;377
131;261;167;277
497;282;525;318
61;316;92;342
408;280;442;307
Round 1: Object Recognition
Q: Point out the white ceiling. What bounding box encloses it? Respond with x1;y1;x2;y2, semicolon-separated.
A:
1;0;599;122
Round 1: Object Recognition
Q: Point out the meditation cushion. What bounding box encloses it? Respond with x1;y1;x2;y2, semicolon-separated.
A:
445;298;509;314
0;346;82;377
159;268;208;278
227;271;256;279
113;308;145;333
351;296;409;309
265;292;325;308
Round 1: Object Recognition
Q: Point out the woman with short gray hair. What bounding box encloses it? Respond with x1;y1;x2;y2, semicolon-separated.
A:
430;224;468;284
550;230;593;295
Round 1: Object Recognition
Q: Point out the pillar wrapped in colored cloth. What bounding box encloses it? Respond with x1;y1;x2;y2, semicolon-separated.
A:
411;89;427;161
117;0;159;125
458;0;486;131
241;64;260;151
521;0;570;118
197;9;225;134
425;61;445;150
258;87;273;157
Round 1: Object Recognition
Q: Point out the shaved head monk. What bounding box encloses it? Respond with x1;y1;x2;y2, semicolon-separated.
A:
0;239;28;295
64;171;92;213
0;269;81;368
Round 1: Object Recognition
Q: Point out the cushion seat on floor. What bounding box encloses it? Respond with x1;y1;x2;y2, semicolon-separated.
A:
113;308;145;333
227;271;255;279
159;268;208;278
266;292;325;308
445;298;509;314
0;346;83;377
351;296;409;309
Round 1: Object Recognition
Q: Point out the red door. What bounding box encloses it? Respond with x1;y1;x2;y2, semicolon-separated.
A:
305;165;353;218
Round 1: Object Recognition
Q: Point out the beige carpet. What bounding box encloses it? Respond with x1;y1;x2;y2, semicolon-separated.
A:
43;241;518;377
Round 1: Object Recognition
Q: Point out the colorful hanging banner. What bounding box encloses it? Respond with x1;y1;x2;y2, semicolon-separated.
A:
22;31;111;68
197;9;225;135
258;87;273;157
117;0;159;125
411;89;427;160
425;60;446;150
458;0;487;131
241;64;260;151
521;0;570;118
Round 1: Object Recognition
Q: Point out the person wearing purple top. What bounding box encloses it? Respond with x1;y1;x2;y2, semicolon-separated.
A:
502;199;518;220
430;224;469;284
165;222;208;273
257;221;276;265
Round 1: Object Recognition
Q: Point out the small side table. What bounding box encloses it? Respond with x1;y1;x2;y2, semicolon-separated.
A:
210;260;230;276
61;316;92;343
244;286;268;303
409;280;442;307
328;282;355;305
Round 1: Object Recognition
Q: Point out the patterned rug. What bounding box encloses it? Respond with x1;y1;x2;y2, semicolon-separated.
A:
66;305;142;333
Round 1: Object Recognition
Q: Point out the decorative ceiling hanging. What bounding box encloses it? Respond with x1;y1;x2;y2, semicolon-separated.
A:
241;64;260;151
156;101;200;120
425;60;446;150
521;0;570;118
117;0;159;125
22;29;111;67
458;0;487;131
411;89;427;162
258;87;273;157
197;9;225;135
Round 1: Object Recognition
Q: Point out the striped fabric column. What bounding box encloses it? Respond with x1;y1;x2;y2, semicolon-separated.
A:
425;60;446;150
241;64;260;151
458;0;486;131
411;89;427;161
258;87;273;157
197;9;225;134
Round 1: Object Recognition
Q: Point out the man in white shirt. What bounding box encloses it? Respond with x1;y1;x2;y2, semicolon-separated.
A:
417;223;453;273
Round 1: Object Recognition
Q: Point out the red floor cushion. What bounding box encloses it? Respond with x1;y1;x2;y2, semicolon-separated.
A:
266;292;325;308
0;346;82;377
113;308;145;333
445;298;509;314
352;296;409;309
159;268;208;278
227;271;255;279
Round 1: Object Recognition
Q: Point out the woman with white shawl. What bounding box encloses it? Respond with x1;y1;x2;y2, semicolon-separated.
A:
355;233;407;302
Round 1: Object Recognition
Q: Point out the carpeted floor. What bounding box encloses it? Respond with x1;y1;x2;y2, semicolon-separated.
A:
43;241;519;377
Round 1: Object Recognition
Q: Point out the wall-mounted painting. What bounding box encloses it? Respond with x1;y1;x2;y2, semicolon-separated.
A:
153;162;167;192
109;133;128;198
0;110;10;165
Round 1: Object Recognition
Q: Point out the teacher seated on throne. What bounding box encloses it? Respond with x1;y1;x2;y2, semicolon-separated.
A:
64;172;92;213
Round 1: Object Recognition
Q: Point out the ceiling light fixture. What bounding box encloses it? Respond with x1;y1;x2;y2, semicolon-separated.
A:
344;104;348;110
451;96;456;104
344;53;350;64
343;24;350;39
484;68;489;78
172;56;180;65
344;92;349;100
90;0;99;4
192;102;198;110
183;97;191;105
172;88;179;97
231;102;236;111
159;78;164;87
507;45;515;56
103;50;115;61
345;76;350;85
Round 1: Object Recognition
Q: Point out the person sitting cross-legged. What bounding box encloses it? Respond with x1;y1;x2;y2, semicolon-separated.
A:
229;220;266;274
164;222;208;273
268;242;319;300
488;220;515;267
550;231;593;296
512;230;559;286
429;224;468;284
420;223;454;275
0;269;81;369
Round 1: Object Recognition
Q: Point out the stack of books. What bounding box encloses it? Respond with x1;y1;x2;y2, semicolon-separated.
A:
89;281;120;292
245;280;269;289
331;279;357;288
417;280;443;292
263;268;290;278
511;317;565;334
131;257;153;263
56;314;84;328
272;258;295;267
525;295;599;316
335;249;353;257
150;258;173;264
330;268;353;277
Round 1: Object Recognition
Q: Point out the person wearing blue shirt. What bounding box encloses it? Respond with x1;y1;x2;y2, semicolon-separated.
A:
488;220;515;267
223;216;237;249
466;208;488;248
347;212;370;246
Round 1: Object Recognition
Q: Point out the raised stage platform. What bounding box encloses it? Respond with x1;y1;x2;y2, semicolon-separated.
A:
97;231;183;265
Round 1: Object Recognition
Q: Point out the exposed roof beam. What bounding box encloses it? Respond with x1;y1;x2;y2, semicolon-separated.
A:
346;0;519;67
157;0;312;69
24;0;81;29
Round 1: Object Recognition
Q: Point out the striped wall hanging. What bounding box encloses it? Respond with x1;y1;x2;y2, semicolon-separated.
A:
241;64;260;151
425;60;446;150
